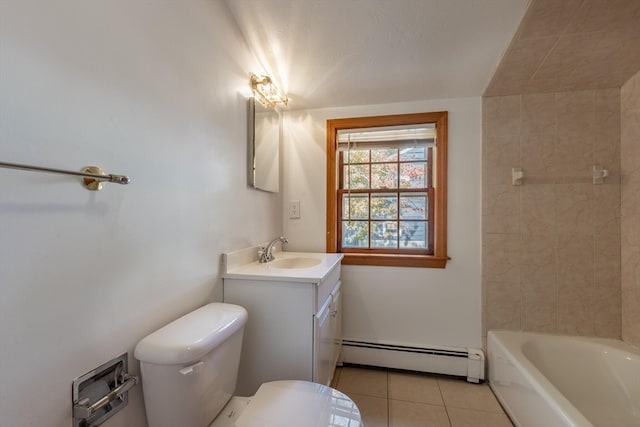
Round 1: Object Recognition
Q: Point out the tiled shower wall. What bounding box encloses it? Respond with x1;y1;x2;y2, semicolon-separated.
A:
621;69;640;347
482;89;622;340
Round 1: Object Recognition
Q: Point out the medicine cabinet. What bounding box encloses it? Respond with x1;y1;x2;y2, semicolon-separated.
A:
248;97;280;193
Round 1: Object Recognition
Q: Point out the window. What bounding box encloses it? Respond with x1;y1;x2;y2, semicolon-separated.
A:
326;112;448;268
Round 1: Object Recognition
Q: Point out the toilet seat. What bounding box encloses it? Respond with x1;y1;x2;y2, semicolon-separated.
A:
233;380;362;427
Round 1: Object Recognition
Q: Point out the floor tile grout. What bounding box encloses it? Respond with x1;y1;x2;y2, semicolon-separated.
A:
333;365;513;427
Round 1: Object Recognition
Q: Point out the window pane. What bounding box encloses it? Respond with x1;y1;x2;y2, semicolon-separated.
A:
344;164;369;189
371;163;398;189
342;194;368;220
371;194;397;219
371;148;398;162
400;221;427;248
400;162;426;188
371;221;398;248
400;146;426;161
342;221;368;248
345;149;369;164
400;193;427;219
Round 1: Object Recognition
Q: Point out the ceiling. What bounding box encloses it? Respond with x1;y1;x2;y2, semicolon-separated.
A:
224;0;529;110
485;0;640;96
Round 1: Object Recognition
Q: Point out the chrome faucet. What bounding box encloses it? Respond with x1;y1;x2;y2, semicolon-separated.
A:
258;236;288;263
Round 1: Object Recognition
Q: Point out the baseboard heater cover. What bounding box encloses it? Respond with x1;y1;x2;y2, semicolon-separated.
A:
342;339;484;383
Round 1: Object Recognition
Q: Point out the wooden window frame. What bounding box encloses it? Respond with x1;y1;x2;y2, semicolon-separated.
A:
326;112;448;268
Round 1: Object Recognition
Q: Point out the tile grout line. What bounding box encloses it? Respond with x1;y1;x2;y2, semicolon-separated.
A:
386;369;390;427
437;377;454;427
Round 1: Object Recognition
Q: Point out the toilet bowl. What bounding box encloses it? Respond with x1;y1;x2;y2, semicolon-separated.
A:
134;303;362;427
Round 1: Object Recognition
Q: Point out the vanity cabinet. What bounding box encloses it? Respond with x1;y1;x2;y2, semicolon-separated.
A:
223;262;342;396
314;279;342;390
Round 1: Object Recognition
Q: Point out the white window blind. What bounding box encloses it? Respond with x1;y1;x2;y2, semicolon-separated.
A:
337;124;435;151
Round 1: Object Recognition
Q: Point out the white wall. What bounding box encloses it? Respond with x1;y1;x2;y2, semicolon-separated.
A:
0;1;281;426
282;98;483;349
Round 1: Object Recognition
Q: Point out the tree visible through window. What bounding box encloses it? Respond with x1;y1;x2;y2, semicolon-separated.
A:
326;112;448;268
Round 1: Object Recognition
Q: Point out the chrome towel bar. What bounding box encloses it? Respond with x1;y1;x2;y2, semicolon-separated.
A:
0;161;130;190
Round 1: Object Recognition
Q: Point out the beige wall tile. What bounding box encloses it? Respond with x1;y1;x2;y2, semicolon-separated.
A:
556;184;593;235
483;135;520;186
554;135;594;177
516;0;582;40
594;281;621;338
621;187;640;245
521;184;555;234
601;35;640;84
484;96;521;139
521;232;556;267
483;3;634;343
485;1;640;96
535;33;604;83
593;184;621;235
520;231;558;332
557;283;596;336
483;185;521;234
522;273;557;333
564;0;640;35
621;259;640;345
622;69;640;110
484;85;623;341
594;90;622;178
621;71;640;349
621;108;640;176
484;37;558;96
556;233;595;335
595;88;621;119
484;233;521;283
520;133;557;178
557;232;594;279
557;90;594;140
522;93;557;135
486;280;521;331
595;226;621;337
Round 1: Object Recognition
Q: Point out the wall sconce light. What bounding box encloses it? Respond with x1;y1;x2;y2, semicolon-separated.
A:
251;74;288;108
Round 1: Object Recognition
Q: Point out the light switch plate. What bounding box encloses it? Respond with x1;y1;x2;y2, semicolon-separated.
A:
289;200;300;219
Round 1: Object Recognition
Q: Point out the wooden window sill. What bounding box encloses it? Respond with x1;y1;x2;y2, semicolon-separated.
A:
340;253;449;268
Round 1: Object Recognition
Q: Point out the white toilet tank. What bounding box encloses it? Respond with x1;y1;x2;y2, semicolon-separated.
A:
134;303;248;427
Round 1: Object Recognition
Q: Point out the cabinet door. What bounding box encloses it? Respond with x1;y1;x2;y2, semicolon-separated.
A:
313;295;333;386
330;280;343;368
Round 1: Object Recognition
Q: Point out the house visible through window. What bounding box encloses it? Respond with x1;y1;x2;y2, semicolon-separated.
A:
326;112;448;268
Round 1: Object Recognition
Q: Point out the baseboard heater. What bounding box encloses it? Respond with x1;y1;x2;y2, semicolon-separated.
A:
341;339;485;383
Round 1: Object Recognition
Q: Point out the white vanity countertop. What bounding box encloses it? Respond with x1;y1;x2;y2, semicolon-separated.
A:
222;251;344;283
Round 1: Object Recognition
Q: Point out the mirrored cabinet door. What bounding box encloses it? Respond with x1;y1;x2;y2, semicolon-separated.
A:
248;97;280;193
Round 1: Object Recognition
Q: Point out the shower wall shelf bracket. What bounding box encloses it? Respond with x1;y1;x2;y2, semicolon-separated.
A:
511;166;609;186
511;168;524;186
592;165;609;185
0;161;130;191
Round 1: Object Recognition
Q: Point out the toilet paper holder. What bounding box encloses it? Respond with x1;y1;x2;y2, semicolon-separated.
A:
72;353;138;427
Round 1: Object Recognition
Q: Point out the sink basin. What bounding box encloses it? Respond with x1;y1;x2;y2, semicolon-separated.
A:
270;257;321;269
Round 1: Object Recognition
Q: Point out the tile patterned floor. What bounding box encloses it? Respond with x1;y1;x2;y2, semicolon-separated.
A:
331;365;514;427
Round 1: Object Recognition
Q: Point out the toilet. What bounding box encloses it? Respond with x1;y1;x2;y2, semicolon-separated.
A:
134;303;362;427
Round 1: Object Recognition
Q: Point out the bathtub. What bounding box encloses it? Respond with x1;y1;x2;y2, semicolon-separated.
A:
487;330;640;427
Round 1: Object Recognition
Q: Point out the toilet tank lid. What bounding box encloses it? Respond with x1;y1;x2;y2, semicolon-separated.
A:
134;303;248;365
